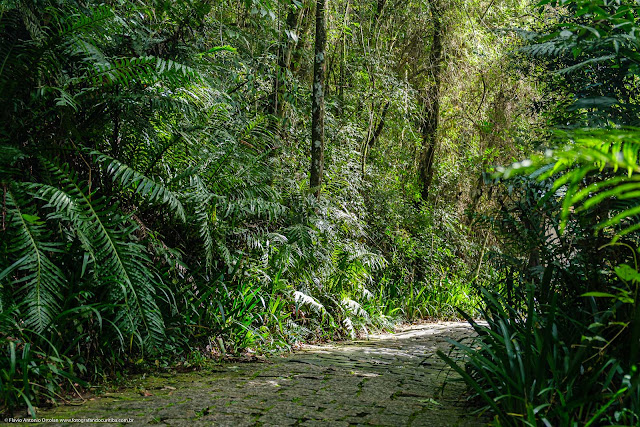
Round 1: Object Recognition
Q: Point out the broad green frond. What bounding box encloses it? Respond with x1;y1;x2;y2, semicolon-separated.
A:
187;175;215;271
54;5;113;38
33;160;167;348
92;150;186;222
503;129;640;240
2;186;64;333
292;291;326;316
90;56;199;88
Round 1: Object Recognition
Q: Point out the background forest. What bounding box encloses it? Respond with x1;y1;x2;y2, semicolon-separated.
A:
0;0;638;425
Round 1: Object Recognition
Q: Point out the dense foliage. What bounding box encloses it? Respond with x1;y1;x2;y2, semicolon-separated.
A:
438;1;640;425
0;0;530;416
1;0;637;424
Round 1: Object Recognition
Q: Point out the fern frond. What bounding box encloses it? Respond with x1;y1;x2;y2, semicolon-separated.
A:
90;56;199;88
292;290;326;316
54;5;113;39
519;41;573;58
341;297;369;320
2;185;64;333
32;160;166;348
187;175;215;270
92;150;186;222
504;129;640;240
219;193;286;221
342;317;356;339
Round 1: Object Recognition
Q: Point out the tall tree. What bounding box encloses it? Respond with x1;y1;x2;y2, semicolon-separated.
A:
310;0;327;197
418;0;444;201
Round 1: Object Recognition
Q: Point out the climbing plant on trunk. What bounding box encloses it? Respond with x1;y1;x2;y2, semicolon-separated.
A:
418;0;445;202
270;0;304;118
310;0;327;197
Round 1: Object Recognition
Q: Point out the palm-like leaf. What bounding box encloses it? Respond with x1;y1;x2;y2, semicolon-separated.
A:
1;186;64;333
29;160;166;348
93;150;186;222
503;129;640;241
90;56;199;88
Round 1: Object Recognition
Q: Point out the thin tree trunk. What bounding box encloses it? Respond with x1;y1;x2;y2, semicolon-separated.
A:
368;101;390;148
466;171;486;222
339;0;351;111
291;4;314;74
270;1;301;117
373;0;387;26
473;232;490;281
310;0;327;198
111;107;120;159
418;0;444;202
361;101;390;176
327;0;350;106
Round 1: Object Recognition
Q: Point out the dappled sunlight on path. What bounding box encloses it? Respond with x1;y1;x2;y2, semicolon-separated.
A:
30;322;483;426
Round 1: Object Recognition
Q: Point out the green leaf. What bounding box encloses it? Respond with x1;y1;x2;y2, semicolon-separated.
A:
581;292;618;298
20;214;42;224
199;45;237;56
615;264;640;283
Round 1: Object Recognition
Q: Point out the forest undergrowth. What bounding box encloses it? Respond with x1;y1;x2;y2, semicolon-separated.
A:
1;0;638;424
438;1;640;425
0;0;492;416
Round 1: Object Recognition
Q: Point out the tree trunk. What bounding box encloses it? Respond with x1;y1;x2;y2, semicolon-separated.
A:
466;171;485;222
373;0;387;26
418;0;444;202
291;4;314;74
310;0;327;198
339;0;350;111
361;101;390;176
269;1;302;117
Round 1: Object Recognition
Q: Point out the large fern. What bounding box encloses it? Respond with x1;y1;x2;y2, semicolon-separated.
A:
92;150;186;222
1;185;64;333
519;0;640;126
504;129;640;243
27;160;167;349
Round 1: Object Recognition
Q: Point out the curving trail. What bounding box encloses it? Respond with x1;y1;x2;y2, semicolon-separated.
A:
29;322;484;426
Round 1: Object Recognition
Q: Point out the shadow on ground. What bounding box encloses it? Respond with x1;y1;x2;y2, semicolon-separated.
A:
19;322;485;426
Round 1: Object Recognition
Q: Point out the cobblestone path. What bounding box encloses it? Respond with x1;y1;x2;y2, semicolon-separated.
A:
29;322;484;426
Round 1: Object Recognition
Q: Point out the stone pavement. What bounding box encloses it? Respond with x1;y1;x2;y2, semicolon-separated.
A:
25;322;485;426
